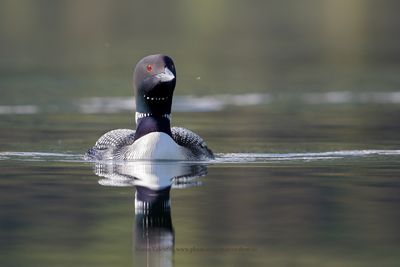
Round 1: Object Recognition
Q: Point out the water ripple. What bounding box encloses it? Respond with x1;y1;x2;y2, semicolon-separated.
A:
0;152;83;162
215;150;400;163
1;150;400;163
0;105;38;114
75;91;400;114
2;92;400;115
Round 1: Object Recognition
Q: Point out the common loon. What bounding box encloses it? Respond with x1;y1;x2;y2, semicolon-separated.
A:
85;54;214;161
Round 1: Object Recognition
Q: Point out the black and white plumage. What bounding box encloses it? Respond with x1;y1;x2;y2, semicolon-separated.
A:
85;54;214;161
86;127;213;160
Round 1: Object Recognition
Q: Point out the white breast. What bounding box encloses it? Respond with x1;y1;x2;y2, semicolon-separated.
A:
125;132;186;160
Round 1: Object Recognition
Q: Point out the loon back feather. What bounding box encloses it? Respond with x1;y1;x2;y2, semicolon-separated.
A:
85;129;135;160
94;129;136;149
171;127;214;159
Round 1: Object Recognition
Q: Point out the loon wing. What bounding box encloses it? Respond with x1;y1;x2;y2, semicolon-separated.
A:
85;129;135;160
171;127;214;159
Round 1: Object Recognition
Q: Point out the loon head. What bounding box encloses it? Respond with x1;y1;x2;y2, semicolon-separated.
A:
133;54;176;122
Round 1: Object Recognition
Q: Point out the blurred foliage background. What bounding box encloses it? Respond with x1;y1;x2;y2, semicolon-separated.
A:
1;0;400;105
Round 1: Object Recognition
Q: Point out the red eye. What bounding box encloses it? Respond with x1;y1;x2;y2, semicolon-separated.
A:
146;64;153;72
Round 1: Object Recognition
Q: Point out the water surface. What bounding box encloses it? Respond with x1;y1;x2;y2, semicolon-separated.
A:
1;143;400;267
1;93;400;267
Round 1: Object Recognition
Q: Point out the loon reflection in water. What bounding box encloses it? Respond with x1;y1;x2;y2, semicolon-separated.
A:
91;161;208;266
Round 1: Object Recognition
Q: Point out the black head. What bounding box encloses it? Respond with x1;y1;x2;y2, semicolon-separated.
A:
133;54;176;118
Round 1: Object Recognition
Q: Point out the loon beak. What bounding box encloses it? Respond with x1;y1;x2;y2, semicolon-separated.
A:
155;67;175;82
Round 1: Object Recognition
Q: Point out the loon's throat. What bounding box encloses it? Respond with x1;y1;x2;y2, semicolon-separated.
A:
134;114;172;141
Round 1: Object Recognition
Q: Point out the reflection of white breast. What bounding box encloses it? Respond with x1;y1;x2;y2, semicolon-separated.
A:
96;161;205;189
132;162;191;190
126;132;186;160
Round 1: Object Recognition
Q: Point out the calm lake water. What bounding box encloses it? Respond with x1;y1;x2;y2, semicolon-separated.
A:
1;101;400;267
2;1;400;266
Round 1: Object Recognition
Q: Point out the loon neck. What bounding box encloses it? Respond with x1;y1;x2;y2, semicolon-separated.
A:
134;113;172;141
135;112;171;124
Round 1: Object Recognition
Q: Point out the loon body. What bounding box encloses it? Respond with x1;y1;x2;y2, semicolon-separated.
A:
85;54;214;161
